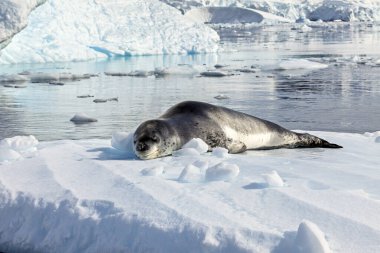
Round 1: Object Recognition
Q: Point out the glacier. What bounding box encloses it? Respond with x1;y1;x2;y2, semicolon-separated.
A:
0;0;219;64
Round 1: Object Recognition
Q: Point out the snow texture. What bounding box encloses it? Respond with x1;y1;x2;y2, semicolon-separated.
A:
0;131;380;252
182;138;209;154
205;162;240;182
0;0;219;64
0;135;38;163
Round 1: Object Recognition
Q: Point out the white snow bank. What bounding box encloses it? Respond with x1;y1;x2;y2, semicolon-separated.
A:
205;162;240;182
0;0;219;64
278;59;328;70
1;131;380;252
185;6;290;24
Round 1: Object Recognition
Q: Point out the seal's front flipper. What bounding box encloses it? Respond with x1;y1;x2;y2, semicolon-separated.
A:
226;140;247;154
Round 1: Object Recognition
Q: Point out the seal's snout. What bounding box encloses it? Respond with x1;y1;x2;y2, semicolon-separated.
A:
136;142;149;152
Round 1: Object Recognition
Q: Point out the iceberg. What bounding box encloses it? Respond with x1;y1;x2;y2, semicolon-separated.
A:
0;0;219;64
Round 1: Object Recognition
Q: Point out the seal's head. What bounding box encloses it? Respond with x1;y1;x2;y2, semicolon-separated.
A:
133;120;179;160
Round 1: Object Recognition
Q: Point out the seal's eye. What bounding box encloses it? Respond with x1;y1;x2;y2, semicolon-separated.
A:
133;140;137;144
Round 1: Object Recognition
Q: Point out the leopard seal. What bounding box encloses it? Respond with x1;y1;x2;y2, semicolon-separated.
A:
133;101;342;159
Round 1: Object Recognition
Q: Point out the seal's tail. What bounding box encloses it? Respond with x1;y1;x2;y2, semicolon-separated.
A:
294;133;343;148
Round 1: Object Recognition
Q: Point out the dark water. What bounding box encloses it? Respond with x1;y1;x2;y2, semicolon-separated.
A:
1;23;380;141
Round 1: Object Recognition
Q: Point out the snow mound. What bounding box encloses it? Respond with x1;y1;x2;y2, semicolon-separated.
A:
182;138;209;154
185;6;290;24
294;220;331;253
212;147;229;158
70;113;98;124
0;0;219;64
173;147;201;157
205;162;239;182
178;164;203;183
0;147;22;162
278;59;328;70
262;170;285;187
111;131;134;153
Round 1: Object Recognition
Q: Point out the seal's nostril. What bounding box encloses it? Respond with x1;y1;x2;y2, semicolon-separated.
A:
137;142;149;152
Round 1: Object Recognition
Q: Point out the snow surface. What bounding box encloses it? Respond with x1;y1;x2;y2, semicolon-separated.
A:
0;0;219;64
1;131;380;252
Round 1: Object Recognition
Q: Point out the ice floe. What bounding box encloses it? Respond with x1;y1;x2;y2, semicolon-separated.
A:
70;113;98;124
0;131;380;252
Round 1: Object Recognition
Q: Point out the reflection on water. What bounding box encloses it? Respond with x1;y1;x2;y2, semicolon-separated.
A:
1;24;380;141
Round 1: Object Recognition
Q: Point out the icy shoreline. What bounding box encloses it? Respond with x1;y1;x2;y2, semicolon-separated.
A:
1;131;379;252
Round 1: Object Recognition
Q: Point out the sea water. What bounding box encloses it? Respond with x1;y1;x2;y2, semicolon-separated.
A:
1;23;379;140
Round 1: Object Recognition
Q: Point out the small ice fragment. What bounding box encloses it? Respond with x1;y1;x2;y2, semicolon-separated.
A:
104;72;129;76
182;138;208;154
0;148;22;162
93;99;108;103
111;132;134;153
173;148;200;157
178;164;203;183
0;74;29;83
214;64;227;69
262;170;284;187
70;113;98;123
77;95;94;98
200;71;227;77
127;70;153;77
205;162;239;182
214;94;229;100
294;220;331;253
141;166;164;176
212;147;229;158
376;59;380;65
278;59;328;70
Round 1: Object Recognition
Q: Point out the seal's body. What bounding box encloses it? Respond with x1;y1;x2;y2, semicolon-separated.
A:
133;101;341;159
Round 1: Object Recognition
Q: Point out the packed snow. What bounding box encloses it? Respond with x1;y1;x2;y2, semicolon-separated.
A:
0;131;380;252
0;0;219;64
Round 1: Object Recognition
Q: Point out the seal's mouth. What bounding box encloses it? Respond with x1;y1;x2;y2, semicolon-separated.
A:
134;146;159;160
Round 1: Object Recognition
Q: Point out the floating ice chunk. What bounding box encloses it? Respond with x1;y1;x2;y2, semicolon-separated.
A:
0;135;38;154
141;166;164;176
0;147;22;162
214;64;228;69
111;132;134;153
200;71;228;77
70;113;98;124
77;95;94;98
300;24;312;32
182;138;208;154
173;148;200;157
376;59;380;65
205;162;239;182
278;59;328;70
93;98;118;103
104;72;129;77
154;65;200;77
178;164;203;183
294;220;331;253
262;170;284;187
212;147;229;158
214;94;230;100
127;70;153;77
0;74;29;83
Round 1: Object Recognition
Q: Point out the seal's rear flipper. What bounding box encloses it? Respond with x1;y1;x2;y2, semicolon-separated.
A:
295;133;343;149
226;140;247;153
